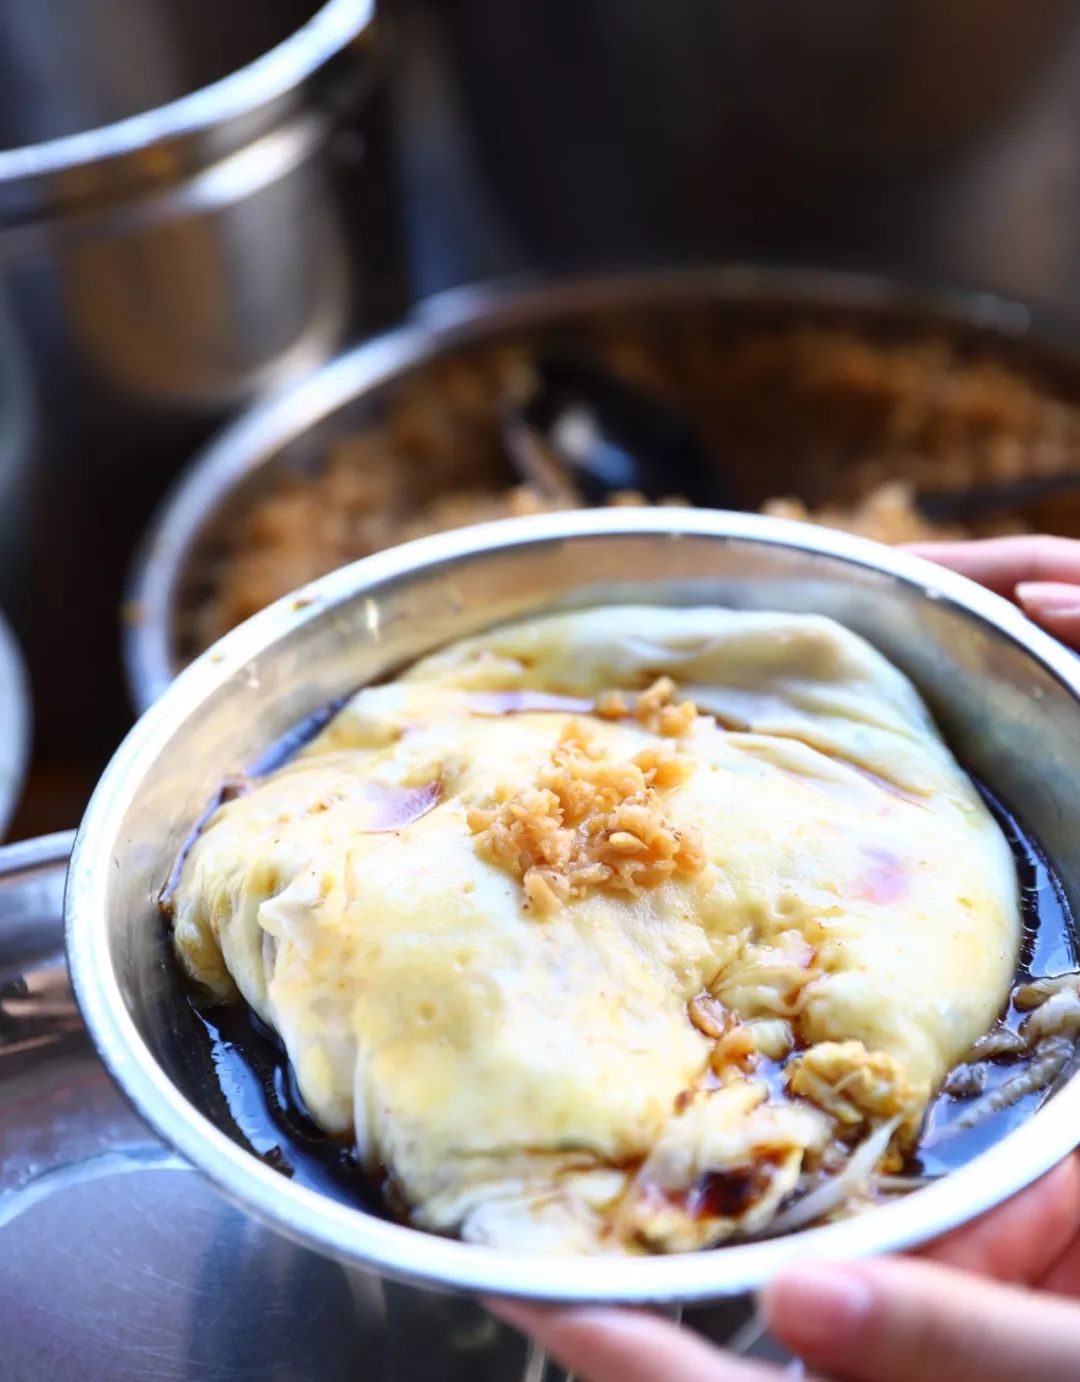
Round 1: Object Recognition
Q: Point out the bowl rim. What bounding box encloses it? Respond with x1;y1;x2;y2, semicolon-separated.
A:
76;507;1080;1303
0;0;373;193
123;261;1080;714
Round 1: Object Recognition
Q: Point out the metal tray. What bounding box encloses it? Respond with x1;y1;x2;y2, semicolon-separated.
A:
0;834;786;1380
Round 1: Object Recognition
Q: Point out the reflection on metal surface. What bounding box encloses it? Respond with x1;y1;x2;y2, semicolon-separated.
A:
0;960;81;1065
1;1166;383;1379
0;928;505;1379
0;608;29;841
0;957;766;1380
0;832;72;983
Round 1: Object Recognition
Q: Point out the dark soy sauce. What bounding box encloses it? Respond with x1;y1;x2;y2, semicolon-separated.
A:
909;785;1077;1181
160;696;353;918
246;694;351;777
185;711;1076;1223
191;1002;393;1216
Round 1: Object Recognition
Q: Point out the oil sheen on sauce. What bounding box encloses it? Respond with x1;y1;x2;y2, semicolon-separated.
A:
183;703;1077;1229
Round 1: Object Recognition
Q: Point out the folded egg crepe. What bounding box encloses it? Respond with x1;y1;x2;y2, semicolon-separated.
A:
171;607;1020;1253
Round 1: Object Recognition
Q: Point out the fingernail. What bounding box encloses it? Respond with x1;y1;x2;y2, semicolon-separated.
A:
1016;581;1080;616
763;1262;873;1353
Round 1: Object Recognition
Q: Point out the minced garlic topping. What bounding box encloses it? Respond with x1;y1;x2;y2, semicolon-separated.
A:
596;675;698;737
467;718;706;916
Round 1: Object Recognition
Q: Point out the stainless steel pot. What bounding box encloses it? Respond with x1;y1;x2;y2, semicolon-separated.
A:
0;0;374;412
124;265;1068;713
1;509;1075;1305
0;0;381;767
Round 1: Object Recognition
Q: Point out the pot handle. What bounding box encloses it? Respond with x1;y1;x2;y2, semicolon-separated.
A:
0;830;75;986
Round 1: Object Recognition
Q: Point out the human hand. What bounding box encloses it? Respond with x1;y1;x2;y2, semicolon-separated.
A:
491;1151;1080;1381
907;534;1080;651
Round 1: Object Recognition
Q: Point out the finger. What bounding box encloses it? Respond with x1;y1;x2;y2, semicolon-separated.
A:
487;1300;787;1382
905;536;1080;597
1040;1243;1080;1298
916;1151;1080;1283
1016;581;1080;651
763;1256;1080;1382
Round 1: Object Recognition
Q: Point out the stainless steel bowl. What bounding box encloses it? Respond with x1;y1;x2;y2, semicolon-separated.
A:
124;264;1079;713
0;606;29;840
58;508;1080;1303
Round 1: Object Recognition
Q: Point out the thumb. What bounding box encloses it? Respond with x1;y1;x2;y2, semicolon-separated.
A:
762;1256;1080;1382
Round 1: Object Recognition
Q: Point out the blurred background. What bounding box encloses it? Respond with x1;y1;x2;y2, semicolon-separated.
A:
5;0;1080;840
7;6;1080;1376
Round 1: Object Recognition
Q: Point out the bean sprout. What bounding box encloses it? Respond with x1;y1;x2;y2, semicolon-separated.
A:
769;1118;900;1236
